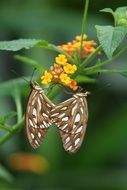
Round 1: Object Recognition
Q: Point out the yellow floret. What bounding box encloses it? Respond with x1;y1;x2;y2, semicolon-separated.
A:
73;42;81;48
55;54;67;65
59;73;72;85
75;34;87;41
41;71;53;84
63;63;77;74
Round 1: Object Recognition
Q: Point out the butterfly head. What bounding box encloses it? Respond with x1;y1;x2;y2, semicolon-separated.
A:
30;81;44;92
75;91;91;98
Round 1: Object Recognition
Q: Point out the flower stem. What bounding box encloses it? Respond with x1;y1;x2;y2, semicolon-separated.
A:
12;88;22;122
79;45;102;70
80;0;89;52
0;124;12;132
84;45;127;72
0;117;24;145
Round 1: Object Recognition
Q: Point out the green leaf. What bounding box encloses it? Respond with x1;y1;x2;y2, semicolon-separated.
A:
0;38;63;53
75;75;96;83
0;39;74;64
95;25;127;59
115;7;127;18
100;8;114;17
0;165;14;182
0;38;65;53
100;7;127;26
0;39;48;51
14;55;44;72
0;39;74;63
115;7;127;26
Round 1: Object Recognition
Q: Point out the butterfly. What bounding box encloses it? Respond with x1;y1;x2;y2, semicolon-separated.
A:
25;82;89;153
25;82;55;148
51;92;89;153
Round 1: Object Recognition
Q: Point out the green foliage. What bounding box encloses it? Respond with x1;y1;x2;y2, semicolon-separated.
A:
100;8;115;16
96;6;127;58
95;25;127;59
0;165;14;183
115;7;127;25
101;6;127;26
75;75;96;83
0;39;65;56
0;39;44;51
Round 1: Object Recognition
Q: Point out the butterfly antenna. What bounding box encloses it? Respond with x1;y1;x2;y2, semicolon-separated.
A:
11;69;29;83
30;67;37;83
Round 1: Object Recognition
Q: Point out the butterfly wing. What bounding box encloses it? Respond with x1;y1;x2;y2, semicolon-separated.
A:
51;93;88;153
26;83;55;148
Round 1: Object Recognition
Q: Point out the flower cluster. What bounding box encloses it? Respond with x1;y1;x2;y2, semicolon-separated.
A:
41;54;78;90
59;34;96;58
41;34;97;90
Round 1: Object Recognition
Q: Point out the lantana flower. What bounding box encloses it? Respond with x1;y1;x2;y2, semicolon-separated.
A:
63;63;77;74
41;71;53;84
55;54;67;65
75;34;87;41
59;34;96;58
69;80;78;91
40;34;97;91
41;54;78;90
59;73;72;85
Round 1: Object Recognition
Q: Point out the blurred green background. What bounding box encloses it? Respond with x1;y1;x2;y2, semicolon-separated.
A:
0;0;127;189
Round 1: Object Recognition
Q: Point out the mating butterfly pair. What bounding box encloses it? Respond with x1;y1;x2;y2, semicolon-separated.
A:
26;82;89;153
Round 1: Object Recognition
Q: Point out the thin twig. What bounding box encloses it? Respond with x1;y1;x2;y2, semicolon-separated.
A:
0;117;24;145
84;45;127;72
80;0;89;52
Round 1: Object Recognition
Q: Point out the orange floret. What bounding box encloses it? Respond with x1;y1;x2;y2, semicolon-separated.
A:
69;80;78;91
59;34;97;58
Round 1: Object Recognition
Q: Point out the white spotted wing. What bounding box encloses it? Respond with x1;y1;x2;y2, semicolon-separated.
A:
26;82;55;148
51;93;88;153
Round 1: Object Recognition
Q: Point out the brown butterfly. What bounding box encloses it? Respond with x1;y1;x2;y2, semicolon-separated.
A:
25;83;89;153
25;82;55;148
51;92;89;153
